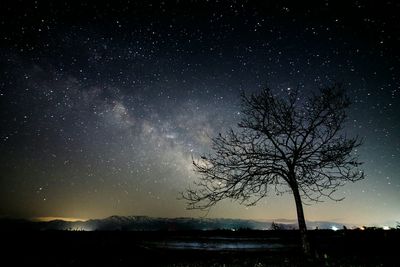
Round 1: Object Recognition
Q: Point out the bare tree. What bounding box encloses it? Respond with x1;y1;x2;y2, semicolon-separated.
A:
182;84;364;254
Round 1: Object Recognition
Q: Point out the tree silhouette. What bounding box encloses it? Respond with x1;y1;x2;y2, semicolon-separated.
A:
182;84;364;254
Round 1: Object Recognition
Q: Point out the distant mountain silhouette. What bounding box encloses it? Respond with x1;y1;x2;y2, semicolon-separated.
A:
0;216;347;231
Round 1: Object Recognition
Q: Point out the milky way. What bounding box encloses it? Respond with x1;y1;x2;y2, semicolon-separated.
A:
0;1;399;226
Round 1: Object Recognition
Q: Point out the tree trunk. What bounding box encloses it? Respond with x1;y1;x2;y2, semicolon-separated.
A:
292;183;311;255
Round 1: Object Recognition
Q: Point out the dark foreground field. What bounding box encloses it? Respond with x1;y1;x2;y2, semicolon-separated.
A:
2;229;399;266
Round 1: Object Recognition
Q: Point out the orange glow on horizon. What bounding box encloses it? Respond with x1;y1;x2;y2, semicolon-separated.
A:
32;217;87;222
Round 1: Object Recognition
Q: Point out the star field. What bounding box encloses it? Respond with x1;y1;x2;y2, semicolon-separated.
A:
0;1;399;226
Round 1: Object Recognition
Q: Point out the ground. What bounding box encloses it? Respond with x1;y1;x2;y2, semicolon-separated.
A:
2;229;398;266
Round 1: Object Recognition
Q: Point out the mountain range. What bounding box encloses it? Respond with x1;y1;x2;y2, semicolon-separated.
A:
0;215;348;231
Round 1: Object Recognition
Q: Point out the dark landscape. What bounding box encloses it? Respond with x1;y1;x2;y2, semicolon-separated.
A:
2;227;399;266
2;217;399;266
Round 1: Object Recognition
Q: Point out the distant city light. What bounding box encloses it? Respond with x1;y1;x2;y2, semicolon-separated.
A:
67;226;93;231
331;226;339;231
382;226;390;230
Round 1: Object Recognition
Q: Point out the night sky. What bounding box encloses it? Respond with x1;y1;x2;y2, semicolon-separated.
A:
0;1;399;226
